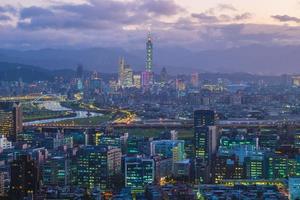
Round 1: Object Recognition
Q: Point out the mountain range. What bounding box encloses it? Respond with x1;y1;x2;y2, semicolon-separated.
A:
0;45;299;75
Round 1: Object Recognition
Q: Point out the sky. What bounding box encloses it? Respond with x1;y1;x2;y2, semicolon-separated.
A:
0;0;300;50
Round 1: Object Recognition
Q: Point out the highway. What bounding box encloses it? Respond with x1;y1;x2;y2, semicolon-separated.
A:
23;117;300;130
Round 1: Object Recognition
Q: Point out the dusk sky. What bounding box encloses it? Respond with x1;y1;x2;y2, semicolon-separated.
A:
1;0;300;50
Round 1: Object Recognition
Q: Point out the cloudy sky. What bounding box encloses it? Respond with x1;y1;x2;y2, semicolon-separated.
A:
0;0;300;50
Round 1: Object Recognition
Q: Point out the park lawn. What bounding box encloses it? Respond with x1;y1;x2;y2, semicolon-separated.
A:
56;114;112;126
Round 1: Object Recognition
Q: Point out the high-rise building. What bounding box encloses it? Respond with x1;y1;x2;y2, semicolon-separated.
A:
191;73;199;87
76;65;84;91
266;154;288;179
76;65;84;79
133;74;141;89
43;156;71;186
142;33;154;88
123;67;133;88
194;110;215;127
75;146;121;191
194;126;218;165
150;140;185;163
118;58;133;88
0;135;12;149
9;155;40;199
160;67;168;83
146;33;153;72
194;110;217;184
0;101;23;141
245;153;265;180
289;177;300;200
125;157;154;192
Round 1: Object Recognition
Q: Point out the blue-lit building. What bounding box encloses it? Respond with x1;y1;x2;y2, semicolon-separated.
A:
150;140;185;161
125;157;154;192
289;177;300;200
43;156;71;186
75;146;121;191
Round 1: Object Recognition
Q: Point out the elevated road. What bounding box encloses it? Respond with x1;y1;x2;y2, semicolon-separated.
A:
23;118;300;130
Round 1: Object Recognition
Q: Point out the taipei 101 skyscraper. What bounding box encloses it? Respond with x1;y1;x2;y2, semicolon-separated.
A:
142;33;154;88
146;33;153;72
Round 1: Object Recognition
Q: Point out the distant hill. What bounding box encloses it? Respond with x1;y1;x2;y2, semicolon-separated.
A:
0;45;300;75
0;62;74;82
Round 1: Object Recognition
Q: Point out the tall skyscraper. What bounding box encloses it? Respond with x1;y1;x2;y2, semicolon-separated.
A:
146;33;153;72
118;57;133;88
194;110;217;184
9;155;40;199
142;33;154;88
0;102;23;141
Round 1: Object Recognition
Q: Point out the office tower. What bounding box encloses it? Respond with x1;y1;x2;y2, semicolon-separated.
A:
289;177;300;200
176;79;186;91
75;146;121;191
266;154;288;179
160;67;168;83
127;137;139;155
194;110;215;127
127;137;151;156
118;57;125;87
0;135;12;149
133;74;141;89
245;153;265;180
194;126;218;165
10;155;40;199
173;160;191;179
43;156;71;186
76;65;84;90
194;110;217;184
191;73;199;87
0;101;23;141
123;67;133;88
150;140;185;163
153;156;172;183
118;58;133;88
76;65;84;79
125;157;154;192
98;134;122;149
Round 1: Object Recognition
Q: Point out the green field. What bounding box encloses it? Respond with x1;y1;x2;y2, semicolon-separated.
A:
55;114;113;126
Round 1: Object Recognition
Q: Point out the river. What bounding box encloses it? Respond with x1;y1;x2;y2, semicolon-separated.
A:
23;101;103;125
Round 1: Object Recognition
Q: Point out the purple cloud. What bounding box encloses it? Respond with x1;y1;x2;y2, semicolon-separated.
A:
0;14;11;21
191;13;219;23
272;15;300;23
